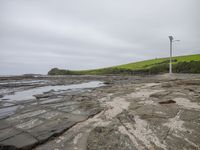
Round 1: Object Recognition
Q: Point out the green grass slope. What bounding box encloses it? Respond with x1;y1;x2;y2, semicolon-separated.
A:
48;54;200;75
117;54;200;70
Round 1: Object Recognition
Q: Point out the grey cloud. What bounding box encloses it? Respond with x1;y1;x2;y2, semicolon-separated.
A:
0;0;200;75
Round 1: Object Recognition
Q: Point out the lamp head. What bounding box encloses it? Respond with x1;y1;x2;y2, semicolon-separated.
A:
173;40;180;42
169;36;174;41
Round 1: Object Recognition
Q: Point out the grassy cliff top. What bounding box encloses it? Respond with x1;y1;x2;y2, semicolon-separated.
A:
48;54;200;75
116;54;200;70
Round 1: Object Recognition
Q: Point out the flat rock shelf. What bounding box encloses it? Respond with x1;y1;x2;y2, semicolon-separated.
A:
0;74;200;150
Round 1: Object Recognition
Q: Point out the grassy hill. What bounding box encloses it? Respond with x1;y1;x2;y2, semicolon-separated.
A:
48;54;200;75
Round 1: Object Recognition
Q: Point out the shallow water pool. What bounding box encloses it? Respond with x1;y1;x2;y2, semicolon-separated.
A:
0;81;104;102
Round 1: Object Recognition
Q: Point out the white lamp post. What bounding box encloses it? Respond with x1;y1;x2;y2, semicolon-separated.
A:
169;36;173;74
168;36;180;74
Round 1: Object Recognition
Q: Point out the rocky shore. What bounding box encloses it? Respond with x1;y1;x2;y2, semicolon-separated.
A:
0;74;200;150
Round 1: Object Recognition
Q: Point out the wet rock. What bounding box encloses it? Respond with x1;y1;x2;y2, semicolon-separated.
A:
179;109;200;123
150;91;171;99
0;120;10;130
34;93;54;99
87;126;136;150
1;98;9;101
117;111;135;124
165;134;199;150
16;118;44;130
0;132;38;150
27;116;83;142
103;81;112;85
161;82;173;88
159;100;176;104
43;89;55;94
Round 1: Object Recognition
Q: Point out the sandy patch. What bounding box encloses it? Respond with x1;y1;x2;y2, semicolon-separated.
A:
73;133;83;144
174;98;200;110
163;110;187;133
119;115;166;150
104;97;130;119
129;89;163;98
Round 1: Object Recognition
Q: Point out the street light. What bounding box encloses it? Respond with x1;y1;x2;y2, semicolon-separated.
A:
168;36;180;74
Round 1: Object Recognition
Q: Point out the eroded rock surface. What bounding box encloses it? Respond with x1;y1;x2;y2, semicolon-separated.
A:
0;74;200;150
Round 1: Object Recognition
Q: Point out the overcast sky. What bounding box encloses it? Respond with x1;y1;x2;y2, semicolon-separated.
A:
0;0;200;75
